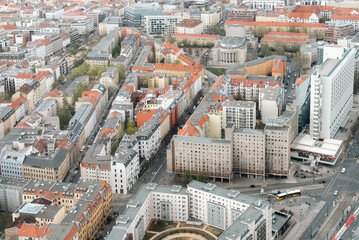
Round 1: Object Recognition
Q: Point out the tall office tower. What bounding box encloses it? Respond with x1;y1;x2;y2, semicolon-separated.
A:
310;46;355;139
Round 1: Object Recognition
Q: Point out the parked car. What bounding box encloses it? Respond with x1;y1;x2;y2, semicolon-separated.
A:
319;180;326;184
334;190;338;196
250;184;256;188
341;168;346;174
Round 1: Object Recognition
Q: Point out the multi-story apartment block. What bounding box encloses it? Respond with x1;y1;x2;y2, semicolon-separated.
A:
310;46;355;139
167;135;233;181
265;109;298;177
242;0;285;10
22;148;70;182
222;100;256;129
324;21;355;44
81;144;111;183
225;124;266;178
176;19;203;34
145;15;180;35
201;9;221;28
0;146;32;179
258;85;284;123
109;181;272;240
111;134;140;194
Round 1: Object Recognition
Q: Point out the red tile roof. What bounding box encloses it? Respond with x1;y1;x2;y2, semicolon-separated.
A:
172;33;218;39
225;21;325;28
16;72;35;79
46;89;63;98
177;19;202;28
262;37;307;42
18;224;52;238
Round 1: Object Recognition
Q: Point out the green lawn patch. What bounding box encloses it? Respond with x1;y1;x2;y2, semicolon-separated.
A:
207;68;227;76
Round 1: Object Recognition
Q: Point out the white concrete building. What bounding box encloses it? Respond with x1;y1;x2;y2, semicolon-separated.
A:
145;15;180;35
242;0;285;10
111;135;140;194
201;9;221;29
259;85;284;124
136;121;161;161
222;100;256;129
176;19;203;34
34;99;57;117
108;181;272;240
310;46;355;139
0;146;32;179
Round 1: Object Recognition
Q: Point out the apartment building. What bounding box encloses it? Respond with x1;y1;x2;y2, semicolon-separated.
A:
0;146;32;179
242;0;285;10
111;134;140;194
176;19;203;34
172;33;218;46
167;135;233;181
22;148;70;182
100;67;119;88
80;144;111;183
145;15;180;35
225;124;266;178
265;109;298;177
86;29;119;67
310;46;355;139
108;181;272;240
324;22;354;44
201;9;221;28
222;100;256;129
258;85;284;123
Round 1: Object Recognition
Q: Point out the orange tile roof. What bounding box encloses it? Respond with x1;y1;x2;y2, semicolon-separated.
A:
332;14;359;20
64;227;78;240
225;21;325;28
198;115;209;130
100;128;115;134
16;72;34;79
296;77;306;85
266;31;310;37
34;71;51;82
177;19;202;28
289;12;316;19
155;63;203;73
80;91;101;106
178;123;199;136
18;224;52;238
172;33;218;38
162;41;181;54
262;37;307;43
0;24;16;30
10;96;26;110
272;60;285;73
46;89;63;98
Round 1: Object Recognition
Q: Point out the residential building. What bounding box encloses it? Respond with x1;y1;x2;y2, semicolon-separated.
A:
172;33;218;46
33;99;57;117
225;125;266;178
167;135;233;181
100;67;119;88
0;177;25;212
201;9;221;28
176;19;203;34
225;21;326;39
258;85;284;123
324;22;354;44
242;0;285;10
310;46;355;139
86;29;119;67
81;144;111;183
22;148;70;182
261;32;310;48
265;109;298;177
145;15;180;35
226;8;256;22
108;181;272;240
0;146;32;179
222;100;256;129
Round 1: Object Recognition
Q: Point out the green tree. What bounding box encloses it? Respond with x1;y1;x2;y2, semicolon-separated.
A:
125;120;138;135
115;63;125;80
293;51;309;73
21;41;26;49
58;75;65;84
232;91;241;100
82;30;90;43
57;107;72;130
174;59;181;65
73;42;80;49
253;25;267;38
259;43;271;57
72;82;88;104
196;172;206;183
169;38;176;44
69;48;78;55
205;6;210;12
112;45;121;58
289;25;297;33
52;82;58;90
183;170;191;184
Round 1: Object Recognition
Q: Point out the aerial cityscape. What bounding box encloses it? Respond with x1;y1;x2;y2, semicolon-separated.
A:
1;0;359;239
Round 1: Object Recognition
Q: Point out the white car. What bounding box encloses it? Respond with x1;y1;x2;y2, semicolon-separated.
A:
341;168;346;174
334;190;338;196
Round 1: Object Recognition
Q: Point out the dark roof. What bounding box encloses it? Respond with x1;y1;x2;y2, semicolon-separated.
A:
31;197;52;205
24;148;69;169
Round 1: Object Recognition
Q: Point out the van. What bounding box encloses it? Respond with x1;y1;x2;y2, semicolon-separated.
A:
341;168;346;174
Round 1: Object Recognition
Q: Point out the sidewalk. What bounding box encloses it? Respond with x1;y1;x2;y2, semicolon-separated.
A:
283;201;326;240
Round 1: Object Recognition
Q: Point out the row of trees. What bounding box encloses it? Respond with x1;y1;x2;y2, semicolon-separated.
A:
70;63;107;81
253;25;304;39
183;170;206;184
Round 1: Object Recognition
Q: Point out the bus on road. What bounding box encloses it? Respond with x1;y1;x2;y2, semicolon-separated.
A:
276;189;302;200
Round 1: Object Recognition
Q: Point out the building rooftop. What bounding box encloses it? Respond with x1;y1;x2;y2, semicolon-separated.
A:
176;19;202;28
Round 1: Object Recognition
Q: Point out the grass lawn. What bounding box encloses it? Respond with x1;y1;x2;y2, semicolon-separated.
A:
147;220;177;232
207;68;227;76
0;211;13;234
143;233;156;240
